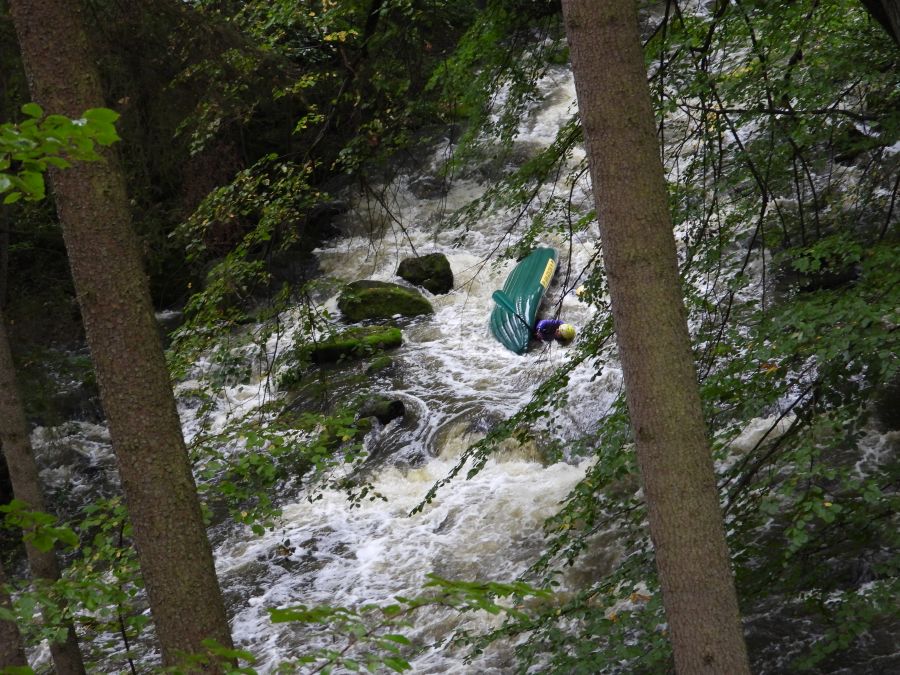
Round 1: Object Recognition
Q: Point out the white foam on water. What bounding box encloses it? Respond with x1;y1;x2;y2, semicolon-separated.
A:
202;66;618;671
218;447;594;672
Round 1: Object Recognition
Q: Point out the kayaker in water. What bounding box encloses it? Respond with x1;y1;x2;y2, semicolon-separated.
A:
535;319;576;343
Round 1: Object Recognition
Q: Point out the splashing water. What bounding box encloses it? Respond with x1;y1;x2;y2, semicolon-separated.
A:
207;67;621;671
26;67;623;672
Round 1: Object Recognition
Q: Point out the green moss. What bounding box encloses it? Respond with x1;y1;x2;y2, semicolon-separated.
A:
308;325;402;364
338;281;433;321
366;355;394;375
277;325;402;393
397;253;454;294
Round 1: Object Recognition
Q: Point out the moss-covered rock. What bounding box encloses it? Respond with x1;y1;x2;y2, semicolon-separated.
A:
308;325;402;364
338;280;433;321
396;253;454;295
366;355;394;375
357;395;405;425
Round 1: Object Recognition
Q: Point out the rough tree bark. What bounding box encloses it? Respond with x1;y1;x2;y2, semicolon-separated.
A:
0;559;28;670
8;0;234;668
560;1;750;672
0;309;85;673
859;0;900;45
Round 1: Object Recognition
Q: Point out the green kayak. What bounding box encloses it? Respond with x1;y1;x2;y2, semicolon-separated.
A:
490;247;558;354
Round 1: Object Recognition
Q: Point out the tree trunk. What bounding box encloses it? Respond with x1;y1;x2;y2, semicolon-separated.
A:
560;1;750;673
0;559;28;670
859;0;900;45
0;310;86;674
8;0;234;668
0;211;8;310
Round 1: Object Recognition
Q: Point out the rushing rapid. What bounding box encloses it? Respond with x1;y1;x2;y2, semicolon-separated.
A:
28;66;622;672
206;66;618;671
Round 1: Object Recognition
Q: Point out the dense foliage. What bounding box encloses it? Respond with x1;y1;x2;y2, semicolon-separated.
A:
438;1;899;671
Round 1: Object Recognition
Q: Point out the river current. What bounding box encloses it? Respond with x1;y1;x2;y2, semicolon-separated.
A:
31;66;625;672
208;65;616;672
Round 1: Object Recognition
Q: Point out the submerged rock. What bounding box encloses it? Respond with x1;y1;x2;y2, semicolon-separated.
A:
338;280;433;321
408;176;448;199
357;395;405;425
307;325;402;364
397;253;454;294
366;355;395;375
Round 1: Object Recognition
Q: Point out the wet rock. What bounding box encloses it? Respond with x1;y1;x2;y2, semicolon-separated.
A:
307;199;350;224
20;351;103;426
49;383;104;425
306;325;402;365
338;280;433;321
278;363;368;411
397;253;454;295
266;248;321;287
357;395;405;425
366;355;395;375
156;309;184;347
833;124;871;165
773;254;860;296
408;176;448;199
469;141;542;183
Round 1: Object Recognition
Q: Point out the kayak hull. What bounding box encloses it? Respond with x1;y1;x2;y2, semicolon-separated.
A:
490;248;558;354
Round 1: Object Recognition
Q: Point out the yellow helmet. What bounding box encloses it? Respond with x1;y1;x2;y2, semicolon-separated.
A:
557;323;576;341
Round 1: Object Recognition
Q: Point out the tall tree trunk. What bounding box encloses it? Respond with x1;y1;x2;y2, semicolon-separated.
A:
560;1;750;673
0;310;85;674
8;0;234;668
0;558;28;670
859;0;900;45
0;211;8;310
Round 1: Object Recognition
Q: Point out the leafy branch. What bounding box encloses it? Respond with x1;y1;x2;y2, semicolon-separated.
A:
0;103;120;203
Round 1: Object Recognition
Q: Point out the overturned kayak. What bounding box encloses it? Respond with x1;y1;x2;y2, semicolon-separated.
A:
490;247;558;354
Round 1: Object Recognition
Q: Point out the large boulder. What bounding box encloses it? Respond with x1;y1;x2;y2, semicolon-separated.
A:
396;253;453;295
307;325;402;364
338;280;433;321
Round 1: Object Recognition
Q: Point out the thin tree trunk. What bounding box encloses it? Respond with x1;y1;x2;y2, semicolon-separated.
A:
8;0;234;668
560;1;750;672
0;310;85;674
0;559;28;670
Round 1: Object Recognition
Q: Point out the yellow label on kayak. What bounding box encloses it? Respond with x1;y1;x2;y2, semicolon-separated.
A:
539;258;556;289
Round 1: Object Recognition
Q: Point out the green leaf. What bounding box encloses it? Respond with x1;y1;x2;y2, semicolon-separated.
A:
18;170;45;198
381;634;412;646
51;526;79;548
21;102;43;118
43;156;71;169
382;657;411;672
82;107;120;124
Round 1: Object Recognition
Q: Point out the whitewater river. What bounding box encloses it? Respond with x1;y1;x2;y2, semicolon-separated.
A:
207;66;619;672
31;66;627;672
